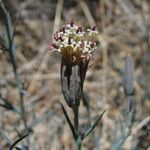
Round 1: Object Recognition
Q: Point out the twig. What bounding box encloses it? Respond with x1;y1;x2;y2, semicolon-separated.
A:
116;0;146;35
9;134;29;150
0;0;29;147
78;0;96;26
53;0;64;34
125;116;150;145
28;0;64;93
0;95;20;114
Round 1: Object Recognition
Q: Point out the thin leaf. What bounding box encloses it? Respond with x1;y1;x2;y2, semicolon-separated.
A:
61;104;77;140
0;95;19;113
15;147;22;150
0;103;13;110
0;98;13;110
12;13;20;44
9;133;29;150
82;109;106;140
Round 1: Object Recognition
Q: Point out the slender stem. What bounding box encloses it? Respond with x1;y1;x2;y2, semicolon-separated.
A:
125;95;134;128
0;1;29;148
73;107;79;135
76;137;82;150
9;31;29;150
73;107;82;150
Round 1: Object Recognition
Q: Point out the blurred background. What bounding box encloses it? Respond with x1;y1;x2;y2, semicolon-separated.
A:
0;0;150;149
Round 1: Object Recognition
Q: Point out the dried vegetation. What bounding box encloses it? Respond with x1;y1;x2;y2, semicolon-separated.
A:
0;0;150;149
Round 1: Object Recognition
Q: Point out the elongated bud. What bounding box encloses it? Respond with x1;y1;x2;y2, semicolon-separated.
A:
61;59;82;107
124;54;134;96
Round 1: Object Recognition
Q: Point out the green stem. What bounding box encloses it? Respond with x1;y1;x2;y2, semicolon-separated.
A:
76;136;82;150
73;107;82;150
73;107;79;135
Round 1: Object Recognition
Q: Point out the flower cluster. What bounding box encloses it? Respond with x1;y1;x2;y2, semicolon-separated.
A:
49;22;98;61
49;22;98;108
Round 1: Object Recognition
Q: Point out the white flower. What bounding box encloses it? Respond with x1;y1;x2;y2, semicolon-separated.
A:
49;22;98;61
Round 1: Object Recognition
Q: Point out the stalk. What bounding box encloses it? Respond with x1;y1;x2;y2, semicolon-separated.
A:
73;107;82;150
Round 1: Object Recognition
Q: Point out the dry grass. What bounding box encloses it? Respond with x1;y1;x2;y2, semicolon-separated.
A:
0;0;150;149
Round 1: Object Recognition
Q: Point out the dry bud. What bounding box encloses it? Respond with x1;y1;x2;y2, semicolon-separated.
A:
124;54;134;96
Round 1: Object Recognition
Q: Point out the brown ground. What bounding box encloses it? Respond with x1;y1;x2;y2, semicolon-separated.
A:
0;0;150;150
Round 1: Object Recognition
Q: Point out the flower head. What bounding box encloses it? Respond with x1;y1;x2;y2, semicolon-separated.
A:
49;22;98;108
49;22;98;62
